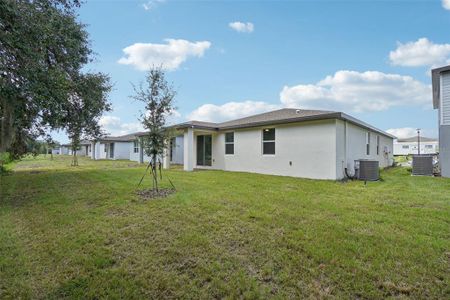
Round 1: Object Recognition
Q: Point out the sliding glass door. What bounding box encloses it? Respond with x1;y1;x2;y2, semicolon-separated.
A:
196;135;212;166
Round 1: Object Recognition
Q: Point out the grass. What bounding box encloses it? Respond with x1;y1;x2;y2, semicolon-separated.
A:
1;155;449;299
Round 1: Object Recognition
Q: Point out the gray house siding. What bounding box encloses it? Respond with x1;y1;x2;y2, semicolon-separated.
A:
440;72;450;177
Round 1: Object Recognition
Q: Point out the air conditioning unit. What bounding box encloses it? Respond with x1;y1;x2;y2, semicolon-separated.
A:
412;155;433;176
355;159;379;181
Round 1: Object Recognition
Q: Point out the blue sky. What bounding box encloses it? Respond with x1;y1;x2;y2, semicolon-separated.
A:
55;0;450;142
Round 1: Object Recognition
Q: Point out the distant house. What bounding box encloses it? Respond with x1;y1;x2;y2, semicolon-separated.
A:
60;144;70;155
153;108;395;180
91;133;144;160
432;65;450;178
60;141;91;156
393;136;438;156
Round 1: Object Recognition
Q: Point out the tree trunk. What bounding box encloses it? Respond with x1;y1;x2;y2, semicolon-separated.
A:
72;150;78;166
0;97;15;153
152;154;158;191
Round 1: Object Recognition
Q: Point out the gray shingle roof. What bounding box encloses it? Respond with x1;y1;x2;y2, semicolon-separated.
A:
99;132;144;142
173;108;395;138
397;136;438;143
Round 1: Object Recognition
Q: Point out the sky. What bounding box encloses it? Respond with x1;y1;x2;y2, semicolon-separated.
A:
54;0;450;143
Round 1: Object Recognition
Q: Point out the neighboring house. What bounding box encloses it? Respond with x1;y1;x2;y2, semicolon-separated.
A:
432;65;450;178
91;133;144;160
393;136;438;156
60;141;91;156
158;108;394;180
60;144;70;155
51;148;60;155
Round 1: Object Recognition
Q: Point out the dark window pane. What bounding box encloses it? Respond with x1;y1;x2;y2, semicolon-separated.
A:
263;128;275;141
204;135;212;166
225;132;234;143
263;141;275;155
197;135;204;165
225;144;234;155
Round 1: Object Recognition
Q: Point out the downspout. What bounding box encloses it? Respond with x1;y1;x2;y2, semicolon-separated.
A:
344;120;357;180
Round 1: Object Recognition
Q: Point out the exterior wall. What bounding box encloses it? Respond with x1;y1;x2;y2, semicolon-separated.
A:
206;120;338;180
170;135;184;164
439;72;450;177
98;143;107;159
113;142;132;160
60;146;70;155
129;140;140;162
335;120;394;179
440;125;450;177
393;141;439;155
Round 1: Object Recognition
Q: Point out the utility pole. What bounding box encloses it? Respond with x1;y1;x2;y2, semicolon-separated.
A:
417;128;421;155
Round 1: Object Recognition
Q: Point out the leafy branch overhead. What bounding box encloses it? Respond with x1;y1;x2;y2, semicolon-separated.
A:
0;0;111;158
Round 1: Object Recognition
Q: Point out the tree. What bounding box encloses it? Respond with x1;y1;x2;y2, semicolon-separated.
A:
62;73;112;166
132;67;176;191
0;0;107;158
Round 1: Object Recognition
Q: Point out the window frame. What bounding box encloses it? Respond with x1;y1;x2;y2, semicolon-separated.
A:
224;132;234;155
262;128;276;155
366;132;371;155
133;140;139;154
376;135;380;155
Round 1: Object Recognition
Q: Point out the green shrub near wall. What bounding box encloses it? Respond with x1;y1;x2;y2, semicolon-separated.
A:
0;152;12;173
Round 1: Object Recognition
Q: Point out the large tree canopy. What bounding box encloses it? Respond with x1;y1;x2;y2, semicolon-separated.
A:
63;72;112;166
0;0;110;157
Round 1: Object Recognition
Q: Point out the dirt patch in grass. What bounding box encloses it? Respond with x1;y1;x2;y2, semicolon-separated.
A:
136;188;175;200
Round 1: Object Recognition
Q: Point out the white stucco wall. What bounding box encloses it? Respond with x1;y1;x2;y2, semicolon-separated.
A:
60;146;70;155
129;140;140;162
170;136;184;164
335;120;393;179
200;120;338;180
112;142;132;160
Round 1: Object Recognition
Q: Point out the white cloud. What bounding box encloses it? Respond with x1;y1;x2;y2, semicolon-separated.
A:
387;127;437;139
280;70;431;113
443;0;450;10
142;0;165;11
188;101;279;122
386;128;418;139
229;21;254;33
99;116;143;136
118;39;211;71
389;38;450;67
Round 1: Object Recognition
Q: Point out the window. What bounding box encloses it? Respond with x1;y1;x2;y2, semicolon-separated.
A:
425;145;433;149
104;144;108;153
225;132;234;155
262;128;275;155
402;145;409;149
169;138;175;160
376;135;380;155
133;140;139;153
366;132;370;155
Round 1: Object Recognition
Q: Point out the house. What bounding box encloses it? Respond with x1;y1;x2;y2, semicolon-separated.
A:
132;133;184;165
156;108;394;180
393;136;439;156
60;144;70;155
60;141;91;156
432;65;450;178
91;133;144;160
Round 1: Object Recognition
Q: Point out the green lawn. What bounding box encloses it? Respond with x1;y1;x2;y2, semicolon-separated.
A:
1;155;449;299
